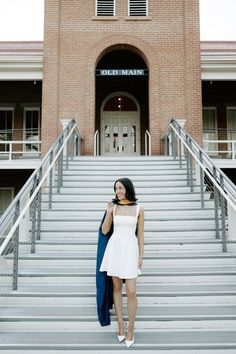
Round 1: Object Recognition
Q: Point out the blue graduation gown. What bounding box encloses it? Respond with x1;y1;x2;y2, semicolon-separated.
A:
96;211;114;326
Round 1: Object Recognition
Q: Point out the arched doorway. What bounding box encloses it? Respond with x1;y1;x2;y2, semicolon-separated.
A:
95;46;149;155
101;92;140;155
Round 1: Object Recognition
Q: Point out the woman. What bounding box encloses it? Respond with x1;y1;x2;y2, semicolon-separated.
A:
100;177;144;348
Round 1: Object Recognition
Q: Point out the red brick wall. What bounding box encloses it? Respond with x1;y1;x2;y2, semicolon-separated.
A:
42;0;202;155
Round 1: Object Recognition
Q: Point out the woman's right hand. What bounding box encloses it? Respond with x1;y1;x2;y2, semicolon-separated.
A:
106;201;114;214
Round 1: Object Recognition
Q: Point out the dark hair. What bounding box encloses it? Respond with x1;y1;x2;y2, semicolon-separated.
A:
113;177;137;203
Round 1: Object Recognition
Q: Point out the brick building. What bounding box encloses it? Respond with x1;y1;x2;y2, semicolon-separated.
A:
42;0;202;156
1;0;236;213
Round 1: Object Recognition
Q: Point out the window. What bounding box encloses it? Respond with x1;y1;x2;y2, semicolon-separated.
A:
0;188;14;219
24;107;40;152
0;108;13;152
128;0;148;16
227;107;236;156
203;107;217;156
96;0;115;16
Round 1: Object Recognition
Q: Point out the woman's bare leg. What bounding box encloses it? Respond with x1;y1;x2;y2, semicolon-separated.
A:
112;276;125;335
125;278;137;340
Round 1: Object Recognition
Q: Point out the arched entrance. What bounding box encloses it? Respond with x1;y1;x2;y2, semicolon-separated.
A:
95;45;149;155
101;92;140;155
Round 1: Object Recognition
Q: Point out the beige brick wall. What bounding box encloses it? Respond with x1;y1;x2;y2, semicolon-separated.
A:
42;0;202;155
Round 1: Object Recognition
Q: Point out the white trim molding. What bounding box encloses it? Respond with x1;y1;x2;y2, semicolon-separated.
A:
201;42;236;80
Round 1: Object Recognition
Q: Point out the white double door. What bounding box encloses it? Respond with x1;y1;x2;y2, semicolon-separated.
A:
101;112;140;155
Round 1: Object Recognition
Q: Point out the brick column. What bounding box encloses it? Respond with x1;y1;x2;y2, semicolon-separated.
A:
41;0;61;156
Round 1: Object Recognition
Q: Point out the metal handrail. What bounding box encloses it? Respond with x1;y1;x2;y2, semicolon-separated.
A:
0;119;81;289
0;140;41;160
162;119;236;252
145;130;151;156
94;130;99;156
203;139;236;159
170;121;236;209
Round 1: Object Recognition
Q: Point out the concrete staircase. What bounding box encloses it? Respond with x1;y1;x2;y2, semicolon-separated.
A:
1;156;236;353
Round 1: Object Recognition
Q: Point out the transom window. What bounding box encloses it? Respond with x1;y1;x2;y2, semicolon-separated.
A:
128;0;148;16
96;0;115;16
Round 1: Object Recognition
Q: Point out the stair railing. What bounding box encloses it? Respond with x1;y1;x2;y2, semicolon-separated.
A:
94;130;99;156
0;119;81;290
145;130;151;156
162;119;236;253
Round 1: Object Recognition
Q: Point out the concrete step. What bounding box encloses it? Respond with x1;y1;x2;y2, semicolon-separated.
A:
2;274;236;286
38;229;218;238
63;164;188;171
11;255;236;267
1;304;236;321
59;174;196;181
44;185;202;194
19;242;227;252
0;329;236;350
39;219;217;229
2;273;236;287
40;200;214;209
61;179;195;187
40;208;215;219
42;193;208;202
59;168;192;176
2;350;236;354
70;156;182;161
8;265;236;276
64;156;186;164
1;319;236;331
3;283;236;296
11;249;236;259
1;293;236;306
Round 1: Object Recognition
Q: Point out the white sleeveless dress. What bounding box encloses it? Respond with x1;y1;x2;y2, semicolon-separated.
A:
100;204;140;279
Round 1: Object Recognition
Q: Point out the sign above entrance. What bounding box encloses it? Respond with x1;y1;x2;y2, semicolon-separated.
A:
96;69;148;76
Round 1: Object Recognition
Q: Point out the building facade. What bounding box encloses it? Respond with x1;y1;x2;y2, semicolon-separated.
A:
1;0;236;214
42;0;202;155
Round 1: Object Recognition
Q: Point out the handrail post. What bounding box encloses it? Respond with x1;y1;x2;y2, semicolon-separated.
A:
145;133;147;156
186;137;190;187
57;137;62;193
36;167;42;241
71;132;74;160
189;139;194;192
60;135;64;188
213;167;220;239
66;136;69;169
9;142;12;161
199;151;205;209
12;200;20;290
171;129;176;160
77;133;81;156
94;130;99;156
49;150;53;209
178;126;182;168
31;175;37;254
220;174;227;252
164;135;168;155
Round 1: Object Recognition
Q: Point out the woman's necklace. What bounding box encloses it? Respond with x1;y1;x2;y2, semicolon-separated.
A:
118;200;136;206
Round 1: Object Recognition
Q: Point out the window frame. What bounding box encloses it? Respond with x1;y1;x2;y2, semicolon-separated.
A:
128;0;148;17
96;0;116;17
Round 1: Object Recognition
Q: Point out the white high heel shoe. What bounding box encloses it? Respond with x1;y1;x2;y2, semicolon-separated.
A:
117;335;125;343
125;337;134;348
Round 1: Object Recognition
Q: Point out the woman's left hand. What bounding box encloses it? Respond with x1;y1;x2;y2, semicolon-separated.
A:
138;257;143;269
